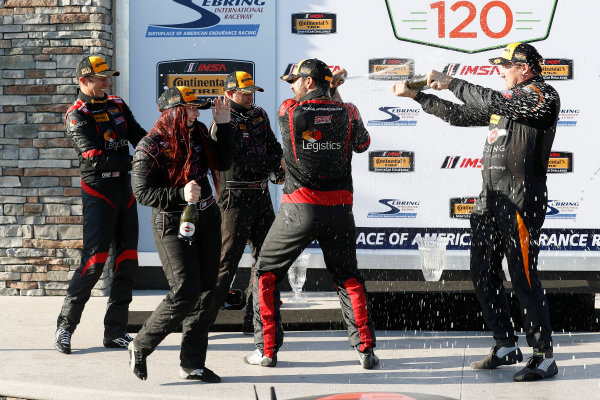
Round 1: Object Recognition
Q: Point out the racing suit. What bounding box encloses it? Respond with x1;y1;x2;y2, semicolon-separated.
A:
252;88;375;358
131;120;234;369
209;101;283;328
57;91;146;340
414;74;560;351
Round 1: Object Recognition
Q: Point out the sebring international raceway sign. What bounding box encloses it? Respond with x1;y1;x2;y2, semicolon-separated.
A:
145;0;265;37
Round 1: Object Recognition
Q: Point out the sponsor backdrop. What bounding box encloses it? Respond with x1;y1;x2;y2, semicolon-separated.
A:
128;1;599;270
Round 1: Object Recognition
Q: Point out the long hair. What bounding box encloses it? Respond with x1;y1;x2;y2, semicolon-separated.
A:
149;106;192;186
149;105;220;190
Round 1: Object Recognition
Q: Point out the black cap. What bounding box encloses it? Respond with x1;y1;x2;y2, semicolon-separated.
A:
280;58;333;84
224;71;264;93
157;86;212;112
489;42;543;73
76;55;120;79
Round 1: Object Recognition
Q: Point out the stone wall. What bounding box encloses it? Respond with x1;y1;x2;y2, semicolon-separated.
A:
0;0;114;296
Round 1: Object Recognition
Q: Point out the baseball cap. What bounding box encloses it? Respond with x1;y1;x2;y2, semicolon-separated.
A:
489;42;543;73
280;58;333;84
157;86;212;112
76;55;120;79
224;71;264;93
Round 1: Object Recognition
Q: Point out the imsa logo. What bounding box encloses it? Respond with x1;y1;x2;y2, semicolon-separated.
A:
369;151;414;173
443;63;501;76
547;151;573;173
441;156;482;169
449;197;477;219
291;13;336;34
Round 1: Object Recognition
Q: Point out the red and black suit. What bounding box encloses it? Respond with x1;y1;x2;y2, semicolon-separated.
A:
210;102;283;326
131;120;234;369
414;75;560;351
58;91;146;340
252;88;375;358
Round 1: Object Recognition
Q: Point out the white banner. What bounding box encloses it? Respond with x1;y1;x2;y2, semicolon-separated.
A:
127;1;600;269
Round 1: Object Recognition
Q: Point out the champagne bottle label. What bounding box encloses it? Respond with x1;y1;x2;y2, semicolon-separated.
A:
177;202;197;241
179;221;196;238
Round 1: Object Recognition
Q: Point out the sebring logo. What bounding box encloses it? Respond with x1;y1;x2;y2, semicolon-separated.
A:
546;200;579;220
367;107;419;126
146;0;265;37
367;199;419;219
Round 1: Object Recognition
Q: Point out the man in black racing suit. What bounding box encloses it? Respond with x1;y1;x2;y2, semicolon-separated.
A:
243;59;378;370
55;55;146;354
393;43;560;382
209;71;284;334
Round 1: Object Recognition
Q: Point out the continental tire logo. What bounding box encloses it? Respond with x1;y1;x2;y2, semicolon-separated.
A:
369;151;414;172
449;197;477;219
541;59;573;80
547;151;573;173
368;58;414;80
157;59;254;104
291;13;336;34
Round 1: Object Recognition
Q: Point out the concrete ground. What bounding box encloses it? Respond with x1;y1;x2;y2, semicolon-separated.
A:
0;291;598;400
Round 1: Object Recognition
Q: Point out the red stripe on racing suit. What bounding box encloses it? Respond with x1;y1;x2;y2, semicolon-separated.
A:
115;249;138;273
282;187;353;205
344;277;373;351
80;252;109;276
81;180;116;209
258;272;277;358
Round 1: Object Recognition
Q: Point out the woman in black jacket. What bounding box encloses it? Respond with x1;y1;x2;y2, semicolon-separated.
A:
129;86;234;382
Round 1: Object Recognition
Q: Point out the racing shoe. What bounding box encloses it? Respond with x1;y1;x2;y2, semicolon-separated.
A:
513;351;558;382
243;349;277;367
471;345;523;369
128;341;147;380
356;346;379;369
54;328;72;354
103;333;133;349
179;366;221;383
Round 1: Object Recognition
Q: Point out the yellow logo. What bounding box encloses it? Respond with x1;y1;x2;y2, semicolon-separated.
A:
168;75;226;96
89;56;109;74
93;113;109;122
373;157;411;168
296;19;333;30
548;158;570;168
454;204;474;214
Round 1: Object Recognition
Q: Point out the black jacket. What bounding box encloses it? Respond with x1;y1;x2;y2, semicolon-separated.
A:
414;75;560;212
214;101;282;205
277;88;370;205
65;91;146;183
132;121;234;213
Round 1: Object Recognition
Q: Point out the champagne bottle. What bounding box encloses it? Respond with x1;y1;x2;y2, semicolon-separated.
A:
406;74;428;90
177;202;197;242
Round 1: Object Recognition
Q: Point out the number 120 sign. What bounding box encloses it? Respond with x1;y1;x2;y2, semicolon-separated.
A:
385;0;557;53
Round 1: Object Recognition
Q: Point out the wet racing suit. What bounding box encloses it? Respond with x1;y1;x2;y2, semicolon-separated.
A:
131;119;234;369
414;74;560;351
57;91;146;340
252;88;375;358
210;101;283;328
